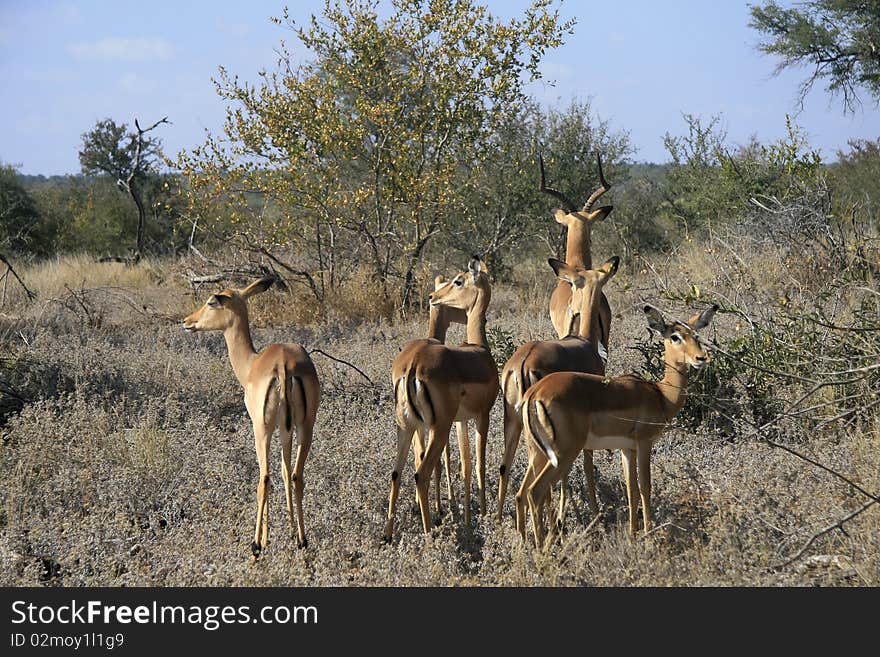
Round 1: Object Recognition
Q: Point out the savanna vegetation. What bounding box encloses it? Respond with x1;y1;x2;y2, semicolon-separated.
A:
0;0;878;586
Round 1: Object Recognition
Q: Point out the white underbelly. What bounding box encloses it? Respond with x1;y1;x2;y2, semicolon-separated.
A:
584;435;638;451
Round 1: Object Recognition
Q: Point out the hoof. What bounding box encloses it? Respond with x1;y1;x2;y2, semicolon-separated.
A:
382;534;393;545
297;537;308;550
251;542;262;559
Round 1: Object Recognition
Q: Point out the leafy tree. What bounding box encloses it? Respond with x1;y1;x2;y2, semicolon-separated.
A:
0;164;49;256
179;0;573;311
749;0;880;112
79;117;169;258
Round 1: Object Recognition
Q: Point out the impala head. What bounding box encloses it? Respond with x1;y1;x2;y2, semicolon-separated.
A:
644;304;718;370
183;277;275;332
540;152;613;228
429;255;490;311
548;255;620;318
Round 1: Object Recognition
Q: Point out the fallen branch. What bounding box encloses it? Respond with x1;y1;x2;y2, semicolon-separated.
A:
308;348;374;386
0;252;35;301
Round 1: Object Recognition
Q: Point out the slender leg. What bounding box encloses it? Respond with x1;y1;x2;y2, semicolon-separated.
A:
476;413;489;516
385;424;415;542
444;443;455;508
556;475;568;532
497;403;523;521
526;454;570;548
413;429;425;506
280;425;296;542
584;449;599;516
252;423;271;558
455;421;472;526
415;421;452;534
291;422;311;548
514;461;534;540
637;443;653;535
621;449;640;536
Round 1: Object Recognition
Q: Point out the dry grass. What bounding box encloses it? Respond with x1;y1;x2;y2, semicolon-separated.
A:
0;250;877;586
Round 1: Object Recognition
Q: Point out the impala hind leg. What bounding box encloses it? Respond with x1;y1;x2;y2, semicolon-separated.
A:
527;453;572;548
621;449;640;536
280;425;296;544
291;421;312;548
497;403;523;521
385;424;414;542
251;423;272;559
415;422;452;534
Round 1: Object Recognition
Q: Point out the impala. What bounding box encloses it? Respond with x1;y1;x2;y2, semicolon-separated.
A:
497;255;619;524
385;256;499;541
183;277;320;558
517;303;718;546
541;152;613;346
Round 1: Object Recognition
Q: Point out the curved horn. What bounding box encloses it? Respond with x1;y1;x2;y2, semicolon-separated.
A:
539;153;577;214
581;152;612;213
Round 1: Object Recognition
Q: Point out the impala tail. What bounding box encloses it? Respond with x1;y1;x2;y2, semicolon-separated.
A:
523;392;559;468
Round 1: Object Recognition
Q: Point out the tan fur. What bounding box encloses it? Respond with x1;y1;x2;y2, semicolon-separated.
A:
517;304;718;546
183;277;320;557
385;257;500;541
497;256;619;524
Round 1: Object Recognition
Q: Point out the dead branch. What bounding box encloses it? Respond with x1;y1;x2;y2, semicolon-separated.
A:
0;253;35;301
308;348;374;386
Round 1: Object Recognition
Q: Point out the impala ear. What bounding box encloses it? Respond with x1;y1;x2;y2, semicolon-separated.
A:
467;255;483;280
433;274;446;290
587;205;613;222
644;304;668;335
689;304;719;330
600;255;620;277
553;208;570;225
240;277;275;299
548;258;584;288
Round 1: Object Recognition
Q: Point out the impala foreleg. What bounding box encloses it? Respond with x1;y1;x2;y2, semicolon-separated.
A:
621;449;640;536
455;421;472;526
637;442;653;535
476;413;489;517
584;450;599;516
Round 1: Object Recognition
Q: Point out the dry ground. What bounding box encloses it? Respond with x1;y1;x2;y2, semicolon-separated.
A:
0;250;877;586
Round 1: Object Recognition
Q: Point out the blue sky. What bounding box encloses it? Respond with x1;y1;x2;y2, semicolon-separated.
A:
1;0;877;175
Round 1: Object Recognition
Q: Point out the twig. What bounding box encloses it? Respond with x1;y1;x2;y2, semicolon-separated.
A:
308;348;374;385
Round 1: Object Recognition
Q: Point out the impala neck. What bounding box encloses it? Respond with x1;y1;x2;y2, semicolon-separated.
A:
222;313;257;386
577;277;605;345
657;345;691;417
427;305;449;342
564;218;591;269
465;287;490;348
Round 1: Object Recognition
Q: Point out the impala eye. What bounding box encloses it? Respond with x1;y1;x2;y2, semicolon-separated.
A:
670;333;682;343
207;297;220;308
453;278;463;287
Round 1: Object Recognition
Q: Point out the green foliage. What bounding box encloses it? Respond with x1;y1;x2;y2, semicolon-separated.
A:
179;0;574;309
0;164;51;256
749;0;880;112
79;118;161;180
486;326;517;368
660;113;824;235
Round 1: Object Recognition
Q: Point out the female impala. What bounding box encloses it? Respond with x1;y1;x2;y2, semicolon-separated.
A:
497;255;619;522
385;256;499;541
183;277;320;558
517;304;718;546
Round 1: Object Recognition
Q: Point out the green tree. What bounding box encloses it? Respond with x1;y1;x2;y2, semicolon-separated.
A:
749;0;880;112
0;164;49;256
179;0;573;311
79;117;169;258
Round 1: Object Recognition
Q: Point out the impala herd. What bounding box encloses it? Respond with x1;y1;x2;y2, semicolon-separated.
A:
183;154;718;558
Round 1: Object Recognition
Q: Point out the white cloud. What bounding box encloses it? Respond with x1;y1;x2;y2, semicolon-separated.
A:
68;37;173;62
